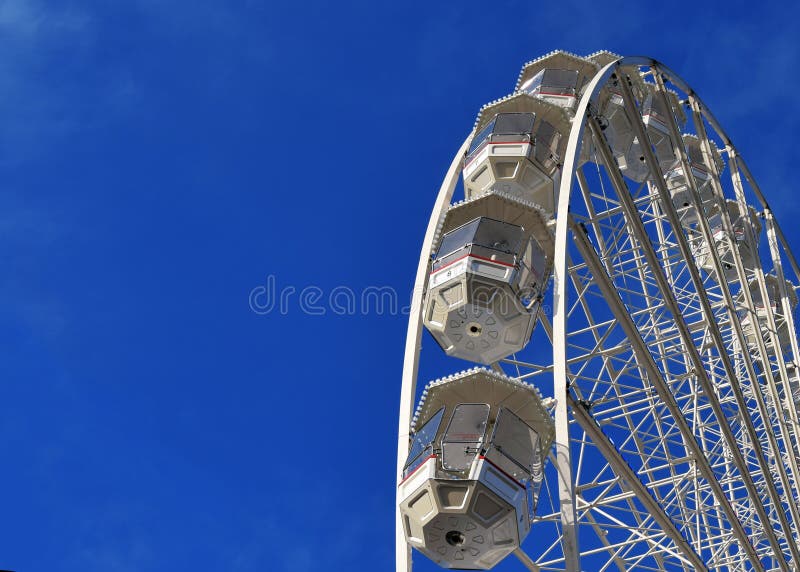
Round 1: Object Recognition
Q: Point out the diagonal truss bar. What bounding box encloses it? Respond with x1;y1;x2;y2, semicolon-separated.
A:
586;80;771;566
658;62;800;289
567;391;708;570
617;68;800;566
721;139;800;491
513;548;542;571
643;70;800;562
764;209;800;427
568;210;763;567
685;87;800;532
540;308;693;572
691;89;800;522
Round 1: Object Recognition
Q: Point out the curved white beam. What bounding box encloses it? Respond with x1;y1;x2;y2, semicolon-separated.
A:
396;136;470;572
551;58;621;571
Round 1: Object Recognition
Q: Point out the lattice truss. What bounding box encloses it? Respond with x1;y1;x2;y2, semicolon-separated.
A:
499;64;800;572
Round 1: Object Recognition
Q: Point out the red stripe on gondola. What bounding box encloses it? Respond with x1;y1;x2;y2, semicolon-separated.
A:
430;254;516;276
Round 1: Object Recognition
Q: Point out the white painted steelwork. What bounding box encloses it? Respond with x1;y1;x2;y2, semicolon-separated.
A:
398;52;800;572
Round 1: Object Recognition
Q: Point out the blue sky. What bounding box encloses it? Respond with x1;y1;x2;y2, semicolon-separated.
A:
1;1;799;571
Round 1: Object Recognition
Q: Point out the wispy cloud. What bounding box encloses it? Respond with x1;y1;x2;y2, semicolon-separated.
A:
0;0;96;163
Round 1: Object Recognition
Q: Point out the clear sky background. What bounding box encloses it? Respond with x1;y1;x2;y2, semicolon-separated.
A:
1;1;799;571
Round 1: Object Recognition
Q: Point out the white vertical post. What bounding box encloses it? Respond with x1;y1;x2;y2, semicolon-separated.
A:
549;58;623;572
552;113;581;572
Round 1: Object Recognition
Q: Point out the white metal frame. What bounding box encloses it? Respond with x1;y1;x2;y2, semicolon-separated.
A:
397;55;800;571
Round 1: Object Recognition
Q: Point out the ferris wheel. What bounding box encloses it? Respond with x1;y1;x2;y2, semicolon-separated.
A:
396;51;800;571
